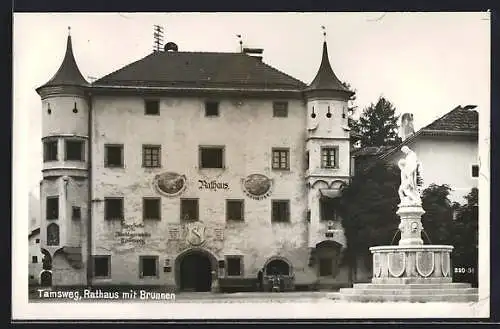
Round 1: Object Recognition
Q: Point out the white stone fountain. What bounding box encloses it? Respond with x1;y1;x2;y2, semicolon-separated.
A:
339;147;478;302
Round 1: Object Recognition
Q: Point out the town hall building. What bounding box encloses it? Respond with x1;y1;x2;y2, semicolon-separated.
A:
36;29;359;292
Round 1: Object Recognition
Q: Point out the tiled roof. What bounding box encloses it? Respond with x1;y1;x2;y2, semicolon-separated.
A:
92;51;307;90
351;146;393;157
421;105;478;132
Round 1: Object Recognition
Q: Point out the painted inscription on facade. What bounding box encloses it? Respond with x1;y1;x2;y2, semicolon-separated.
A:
198;180;229;191
115;223;151;245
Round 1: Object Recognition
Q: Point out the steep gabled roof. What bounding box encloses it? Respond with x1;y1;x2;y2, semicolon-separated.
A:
36;34;89;92
92;51;307;90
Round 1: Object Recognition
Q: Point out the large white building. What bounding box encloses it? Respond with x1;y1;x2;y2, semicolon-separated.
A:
35;29;361;291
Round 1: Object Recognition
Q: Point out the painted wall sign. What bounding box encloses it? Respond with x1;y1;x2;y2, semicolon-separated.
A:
154;172;187;197
241;174;273;200
115;224;151;245
186;222;206;246
198;180;229;191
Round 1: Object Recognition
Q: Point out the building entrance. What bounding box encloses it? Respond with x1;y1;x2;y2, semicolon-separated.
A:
179;251;212;292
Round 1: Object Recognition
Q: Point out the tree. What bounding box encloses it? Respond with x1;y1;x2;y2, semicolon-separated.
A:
340;81;362;146
350;96;402;148
420;184;454;245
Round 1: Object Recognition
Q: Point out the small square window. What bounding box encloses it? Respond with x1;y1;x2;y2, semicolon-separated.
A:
65;140;84;161
273;101;288;117
319;258;333;276
35;238;40;243
272;200;290;223
140;256;158;278
32;256;38;263
226;256;243;276
94;256;111;278
145;100;160;115
181;199;199;222
72;206;81;220
105;144;124;167
46;197;59;220
272;148;289;170
226;200;244;221
43;140;58;162
143;198;161;220
200;146;224;169
142;145;161;168
472;165;479;178
321;147;338;168
104;198;124;220
205;101;219;117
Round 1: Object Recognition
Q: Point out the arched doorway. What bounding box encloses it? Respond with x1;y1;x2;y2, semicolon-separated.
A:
315;240;343;278
265;259;291;276
176;249;215;292
40;270;52;287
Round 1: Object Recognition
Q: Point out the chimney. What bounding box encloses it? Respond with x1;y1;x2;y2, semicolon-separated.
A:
399;113;415;141
243;47;264;61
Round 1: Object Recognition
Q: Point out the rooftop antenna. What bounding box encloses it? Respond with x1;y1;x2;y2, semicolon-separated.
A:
236;34;243;52
153;25;164;52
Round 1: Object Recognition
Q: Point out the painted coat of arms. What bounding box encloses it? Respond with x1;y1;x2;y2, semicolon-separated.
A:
154;172;187;197
186;222;206;246
241;174;273;200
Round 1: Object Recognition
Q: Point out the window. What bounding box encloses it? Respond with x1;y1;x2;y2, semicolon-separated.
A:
47;223;59;246
145;100;160;115
104;198;124;220
65;140;84;161
72;206;81;220
225;256;243;276
226;200;244;221
93;256;110;278
321;147;338;168
205;101;219;117
105;144;124;167
472;165;479;178
305;151;309;170
272;200;290;223
46;197;59;220
181;199;199;222
272;148;289;170
319;258;333;276
36;238;40;243
142;145;161;168
32;256;38;263
140;256;159;278
43;140;58;162
320;198;338;222
199;146;224;169
143;198;161;220
273;101;288;117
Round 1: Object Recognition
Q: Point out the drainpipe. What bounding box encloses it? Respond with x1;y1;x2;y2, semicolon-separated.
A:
86;91;93;287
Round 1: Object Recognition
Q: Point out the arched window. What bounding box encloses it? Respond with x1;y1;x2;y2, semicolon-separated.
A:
265;259;290;276
47;223;59;246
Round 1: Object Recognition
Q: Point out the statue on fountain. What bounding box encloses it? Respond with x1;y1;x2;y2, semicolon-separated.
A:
397;146;422;206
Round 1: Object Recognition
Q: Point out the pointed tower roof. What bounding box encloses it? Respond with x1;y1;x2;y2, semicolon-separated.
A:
305;41;353;97
36;29;89;93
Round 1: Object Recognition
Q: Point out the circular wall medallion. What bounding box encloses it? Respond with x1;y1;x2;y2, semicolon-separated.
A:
241;174;273;200
154;172;187;197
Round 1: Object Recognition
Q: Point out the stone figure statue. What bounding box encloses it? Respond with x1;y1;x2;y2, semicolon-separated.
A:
398;146;421;205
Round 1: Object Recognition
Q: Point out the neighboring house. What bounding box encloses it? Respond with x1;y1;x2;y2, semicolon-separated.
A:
29;228;42;285
35;29;356;290
353;105;479;204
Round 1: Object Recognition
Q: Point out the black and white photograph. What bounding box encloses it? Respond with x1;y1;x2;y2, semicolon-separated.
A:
13;12;490;319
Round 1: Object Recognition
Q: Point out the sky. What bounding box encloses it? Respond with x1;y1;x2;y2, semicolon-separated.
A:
13;12;490;197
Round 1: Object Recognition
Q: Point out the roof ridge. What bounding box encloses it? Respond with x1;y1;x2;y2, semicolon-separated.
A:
93;52;156;85
254;57;307;87
420;105;461;131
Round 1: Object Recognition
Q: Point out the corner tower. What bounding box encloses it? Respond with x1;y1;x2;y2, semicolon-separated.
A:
304;40;354;282
35;28;90;286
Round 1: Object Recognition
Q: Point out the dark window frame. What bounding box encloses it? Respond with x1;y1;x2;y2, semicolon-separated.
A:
104;197;124;220
271;199;291;223
142;145;161;168
104;144;124;168
72;206;81;220
321;146;338;169
320;197;339;222
144;99;160;115
43;139;58;162
272;148;290;170
472;164;479;178
199;145;225;169
64;139;85;161
93;255;111;279
46;196;59;220
35;238;40;243
46;223;60;246
226;199;244;222
139;255;159;278
273;101;289;118
143;197;161;220
180;198;199;222
225;255;244;277
205;101;220;117
32;256;38;263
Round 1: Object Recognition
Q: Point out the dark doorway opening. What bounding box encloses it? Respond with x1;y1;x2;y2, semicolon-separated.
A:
40;271;52;287
179;251;212;292
265;259;290;276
